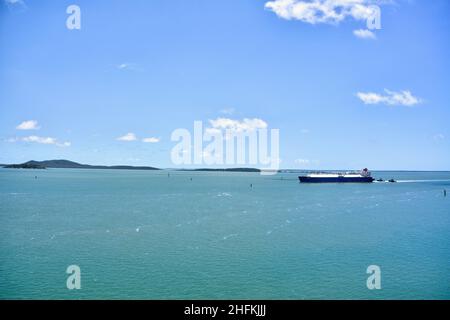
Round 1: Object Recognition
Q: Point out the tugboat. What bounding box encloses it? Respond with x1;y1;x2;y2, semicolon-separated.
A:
298;168;375;183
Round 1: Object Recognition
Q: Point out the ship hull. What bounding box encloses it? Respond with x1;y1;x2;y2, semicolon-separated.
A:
298;176;374;183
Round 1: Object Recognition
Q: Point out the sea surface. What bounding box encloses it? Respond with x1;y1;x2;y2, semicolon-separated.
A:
0;168;449;299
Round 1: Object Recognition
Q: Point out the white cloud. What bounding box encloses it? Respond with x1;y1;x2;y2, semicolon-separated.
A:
117;132;137;141
204;127;222;135
295;158;320;167
295;158;310;165
206;118;268;135
353;28;376;39
142;137;160;143
356;89;422;106
117;63;130;69
265;0;382;25
22;136;55;144
57;141;72;147
4;0;25;5
117;133;160;143
21;135;71;147
116;63;140;71
16;120;40;130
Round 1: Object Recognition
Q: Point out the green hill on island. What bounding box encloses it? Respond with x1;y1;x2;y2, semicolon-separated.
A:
3;160;160;170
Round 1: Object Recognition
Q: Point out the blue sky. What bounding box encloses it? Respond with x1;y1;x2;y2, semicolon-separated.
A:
1;0;449;170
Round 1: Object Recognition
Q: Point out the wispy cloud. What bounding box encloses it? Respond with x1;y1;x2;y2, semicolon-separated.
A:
4;0;25;5
116;63;140;71
4;0;27;9
353;28;376;39
433;133;445;141
20;135;71;147
205;118;268;135
117;132;137;141
117;63;130;70
16;120;40;130
356;89;422;106
142;137;160;143
57;141;71;147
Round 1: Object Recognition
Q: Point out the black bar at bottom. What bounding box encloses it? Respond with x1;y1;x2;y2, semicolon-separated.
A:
1;300;448;318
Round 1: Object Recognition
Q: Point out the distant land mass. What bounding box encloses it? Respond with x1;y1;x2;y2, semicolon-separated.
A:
3;160;160;170
2;160;262;172
194;168;261;172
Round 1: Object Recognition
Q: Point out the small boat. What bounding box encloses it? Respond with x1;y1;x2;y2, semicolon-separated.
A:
376;178;384;182
388;179;396;183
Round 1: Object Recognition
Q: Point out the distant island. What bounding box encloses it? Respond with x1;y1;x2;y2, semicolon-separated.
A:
2;160;264;172
3;160;160;170
190;168;261;172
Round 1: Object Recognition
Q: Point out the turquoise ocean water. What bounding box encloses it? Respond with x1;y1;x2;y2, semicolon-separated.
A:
0;168;449;299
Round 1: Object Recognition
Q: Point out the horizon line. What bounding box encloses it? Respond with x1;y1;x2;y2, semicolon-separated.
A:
1;159;449;172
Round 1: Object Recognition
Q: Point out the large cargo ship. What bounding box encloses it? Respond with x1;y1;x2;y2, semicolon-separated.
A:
298;168;375;183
